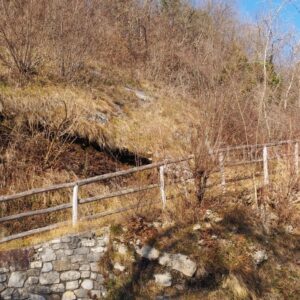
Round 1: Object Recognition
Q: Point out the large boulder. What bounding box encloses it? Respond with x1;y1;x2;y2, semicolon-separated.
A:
159;253;197;277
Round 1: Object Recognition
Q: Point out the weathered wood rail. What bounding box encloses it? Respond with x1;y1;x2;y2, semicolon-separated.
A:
0;139;298;243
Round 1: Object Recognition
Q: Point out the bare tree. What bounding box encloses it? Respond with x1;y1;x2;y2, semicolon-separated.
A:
0;0;47;77
46;0;97;79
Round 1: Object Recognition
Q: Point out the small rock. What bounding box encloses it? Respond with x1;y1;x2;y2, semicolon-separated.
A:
74;288;88;298
154;273;172;287
41;248;56;262
66;280;79;290
50;238;61;244
81;239;95;247
65;250;73;256
27;269;40;277
71;255;85;263
62;291;76;300
87;252;102;262
198;239;205;246
74;247;89;255
214;217;223;223
175;284;185;291
211;235;218;240
29;285;51;294
30;261;42;269
81;279;93;290
114;263;126;272
284;225;294;234
25;276;39;287
61;236;71;243
136;245;160;260
0;268;8;273
39;271;60;285
50;283;65;293
204;223;212;229
60;271;81;281
42;262;53;272
153;222;162;228
193;224;201;231
81;271;90;278
53;260;73;272
1;287;14;299
162;220;175;228
0;274;6;283
117;243;128;255
28;294;46;300
90;263;99;272
253;250;268;265
204;209;213;220
8;271;27;287
91;246;106;253
79;264;90;271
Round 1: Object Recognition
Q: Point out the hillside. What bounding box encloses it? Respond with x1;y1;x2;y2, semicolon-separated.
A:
0;1;300;299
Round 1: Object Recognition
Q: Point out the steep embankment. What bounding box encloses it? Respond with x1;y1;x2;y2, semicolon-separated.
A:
0;71;199;240
1;205;299;300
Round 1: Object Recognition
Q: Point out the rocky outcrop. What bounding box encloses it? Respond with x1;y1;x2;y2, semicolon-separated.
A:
135;244;197;278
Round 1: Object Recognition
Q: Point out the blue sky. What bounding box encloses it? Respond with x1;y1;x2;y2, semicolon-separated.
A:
238;0;300;31
193;1;300;31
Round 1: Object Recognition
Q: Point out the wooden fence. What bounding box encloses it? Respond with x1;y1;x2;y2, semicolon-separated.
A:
0;139;298;243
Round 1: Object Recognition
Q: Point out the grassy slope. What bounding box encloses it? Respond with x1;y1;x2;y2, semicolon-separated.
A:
0;64;299;300
0;67;202;242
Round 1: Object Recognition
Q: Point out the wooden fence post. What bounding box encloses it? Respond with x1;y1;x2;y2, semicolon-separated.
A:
72;184;78;226
295;142;299;175
219;152;226;193
159;166;166;209
263;146;269;185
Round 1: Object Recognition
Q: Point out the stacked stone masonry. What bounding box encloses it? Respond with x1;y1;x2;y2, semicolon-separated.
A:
0;229;110;300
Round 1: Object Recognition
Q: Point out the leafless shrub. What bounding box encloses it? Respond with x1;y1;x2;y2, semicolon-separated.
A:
0;0;47;77
46;0;98;79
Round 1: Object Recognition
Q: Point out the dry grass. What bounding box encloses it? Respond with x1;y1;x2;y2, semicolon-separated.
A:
98;198;299;299
1;75;200;159
1;152;299;246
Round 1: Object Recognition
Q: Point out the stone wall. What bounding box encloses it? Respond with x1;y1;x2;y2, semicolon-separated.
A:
0;228;110;300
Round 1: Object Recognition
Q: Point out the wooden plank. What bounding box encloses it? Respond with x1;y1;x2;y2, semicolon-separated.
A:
77;156;193;187
159;166;167;209
219;152;226;192
0;221;69;244
295;142;299;175
0;156;193;202
0;138;296;204
263;146;269;185
72;184;79;226
0;203;72;223
79;183;160;205
216;140;294;153
0;182;74;203
0;139;297;203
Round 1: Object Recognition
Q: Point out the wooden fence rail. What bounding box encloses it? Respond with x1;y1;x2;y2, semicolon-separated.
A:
0;139;299;243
